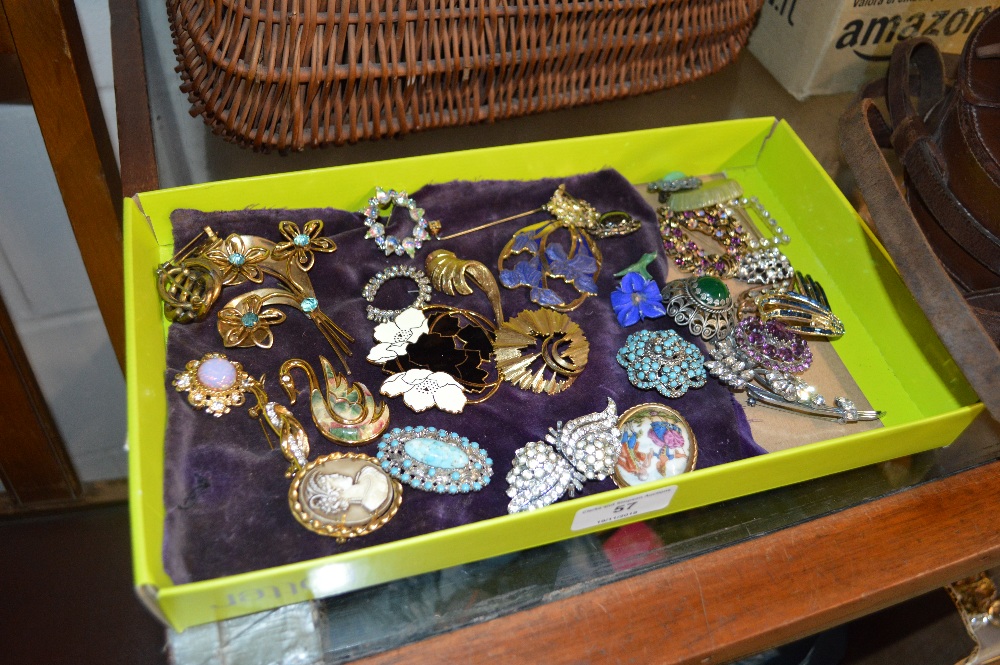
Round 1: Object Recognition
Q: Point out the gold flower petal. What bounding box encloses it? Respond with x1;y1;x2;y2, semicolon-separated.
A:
310;237;336;253
294;250;315;272
219;265;245;286
204;247;231;267
243;245;269;265
303;220;323;237
218;306;244;325
221;324;252;347
278;220;301;241
242;264;265;284
223;234;246;255
250;325;275;349
242;293;265;313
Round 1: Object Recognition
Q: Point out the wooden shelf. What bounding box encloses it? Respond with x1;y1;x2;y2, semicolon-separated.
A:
360;458;1000;664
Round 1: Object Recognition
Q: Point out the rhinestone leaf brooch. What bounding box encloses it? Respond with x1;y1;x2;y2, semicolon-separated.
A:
506;399;621;513
704;329;883;423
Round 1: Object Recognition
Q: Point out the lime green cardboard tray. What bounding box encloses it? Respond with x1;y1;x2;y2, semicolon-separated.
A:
126;118;982;631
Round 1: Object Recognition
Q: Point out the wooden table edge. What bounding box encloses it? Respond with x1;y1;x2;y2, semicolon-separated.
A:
357;460;1000;664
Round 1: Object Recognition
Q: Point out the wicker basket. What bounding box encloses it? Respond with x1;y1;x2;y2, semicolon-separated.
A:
168;0;763;151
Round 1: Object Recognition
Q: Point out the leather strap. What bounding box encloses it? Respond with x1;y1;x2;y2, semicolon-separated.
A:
885;40;1000;276
968;288;1000;342
887;38;945;123
839;98;1000;420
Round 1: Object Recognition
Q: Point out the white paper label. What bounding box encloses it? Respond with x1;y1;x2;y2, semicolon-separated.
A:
570;485;678;532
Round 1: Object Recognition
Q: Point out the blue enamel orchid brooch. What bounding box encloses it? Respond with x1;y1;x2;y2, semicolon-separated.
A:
497;185;639;312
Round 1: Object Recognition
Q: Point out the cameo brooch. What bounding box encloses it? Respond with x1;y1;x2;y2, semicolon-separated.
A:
288;453;402;540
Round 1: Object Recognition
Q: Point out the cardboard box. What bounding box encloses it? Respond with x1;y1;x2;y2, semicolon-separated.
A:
126;118;982;630
749;1;998;99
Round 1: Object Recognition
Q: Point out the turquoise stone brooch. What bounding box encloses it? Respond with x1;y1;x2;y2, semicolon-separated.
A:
617;329;707;398
375;426;492;493
661;275;738;341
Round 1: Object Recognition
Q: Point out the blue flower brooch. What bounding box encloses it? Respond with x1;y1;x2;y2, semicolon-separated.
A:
609;253;667;327
611;272;667;326
498;185;639;312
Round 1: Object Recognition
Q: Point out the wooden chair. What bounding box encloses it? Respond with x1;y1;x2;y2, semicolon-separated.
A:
0;0;125;510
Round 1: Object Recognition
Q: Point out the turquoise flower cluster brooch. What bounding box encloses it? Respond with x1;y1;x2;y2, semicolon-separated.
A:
617;329;707;398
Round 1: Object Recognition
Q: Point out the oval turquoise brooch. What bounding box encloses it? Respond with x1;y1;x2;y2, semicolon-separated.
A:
375;426;492;493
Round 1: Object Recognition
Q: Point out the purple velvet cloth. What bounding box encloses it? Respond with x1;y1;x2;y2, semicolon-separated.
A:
162;169;765;584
